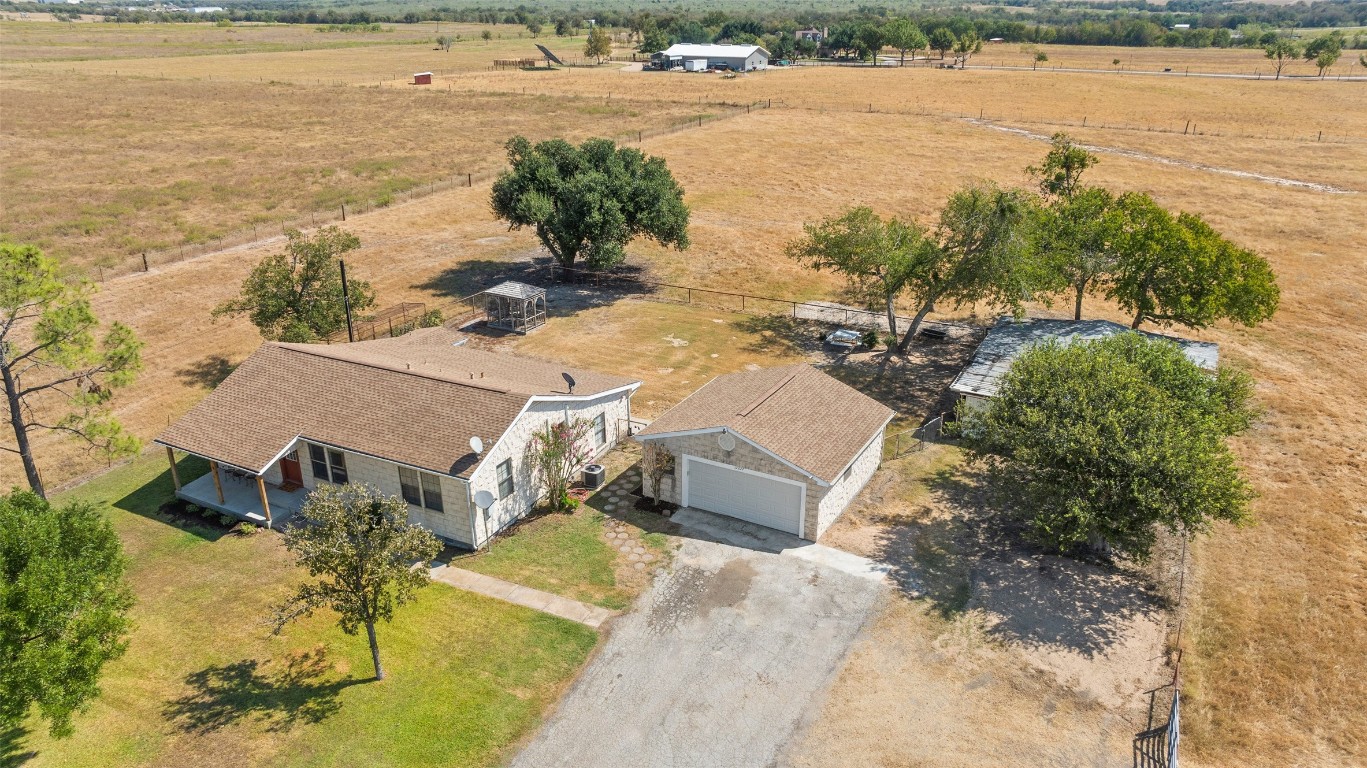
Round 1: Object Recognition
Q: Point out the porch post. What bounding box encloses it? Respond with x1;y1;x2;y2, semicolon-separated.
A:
256;475;273;529
209;460;225;504
166;446;181;490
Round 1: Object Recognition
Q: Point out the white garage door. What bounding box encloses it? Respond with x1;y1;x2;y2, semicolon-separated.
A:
683;456;804;536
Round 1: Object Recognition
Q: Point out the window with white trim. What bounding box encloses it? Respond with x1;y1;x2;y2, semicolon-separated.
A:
592;413;607;446
308;443;348;484
496;458;514;499
398;466;444;512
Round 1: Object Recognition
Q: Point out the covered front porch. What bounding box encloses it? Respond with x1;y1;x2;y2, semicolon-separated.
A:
167;447;306;527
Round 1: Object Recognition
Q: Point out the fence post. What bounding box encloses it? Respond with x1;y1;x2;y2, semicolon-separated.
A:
142;253;149;272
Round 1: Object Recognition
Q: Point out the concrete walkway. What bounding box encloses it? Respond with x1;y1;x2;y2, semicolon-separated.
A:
429;565;615;629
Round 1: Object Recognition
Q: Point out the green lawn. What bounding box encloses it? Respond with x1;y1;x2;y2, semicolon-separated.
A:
454;455;673;612
10;453;597;768
456;506;669;612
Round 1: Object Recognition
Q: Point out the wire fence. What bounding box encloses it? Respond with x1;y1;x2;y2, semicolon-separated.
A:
1134;535;1190;767
544;263;967;335
884;415;945;459
86;98;772;286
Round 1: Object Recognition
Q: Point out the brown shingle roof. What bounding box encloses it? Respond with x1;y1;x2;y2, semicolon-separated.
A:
637;364;894;483
287;326;637;398
156;330;638;479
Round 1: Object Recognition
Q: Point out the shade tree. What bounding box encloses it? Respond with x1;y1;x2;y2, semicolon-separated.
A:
882;18;927;66
1264;37;1302;79
784;207;929;340
928;27;956;60
895;182;1046;351
956;333;1257;561
584;24;613;62
490;136;690;271
213;226;375;343
1;244;142;498
1109;194;1279;330
269;483;441;681
1;490;133;738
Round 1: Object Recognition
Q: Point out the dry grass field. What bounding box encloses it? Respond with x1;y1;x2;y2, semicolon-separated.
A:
0;19;452;61
0;70;705;269
3;22;1366;768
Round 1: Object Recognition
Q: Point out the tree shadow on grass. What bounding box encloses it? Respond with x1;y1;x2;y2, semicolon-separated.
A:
0;724;35;767
163;646;361;735
414;258;546;300
177;354;237;390
730;314;830;357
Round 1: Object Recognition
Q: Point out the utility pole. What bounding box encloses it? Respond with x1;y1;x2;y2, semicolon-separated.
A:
340;259;355;342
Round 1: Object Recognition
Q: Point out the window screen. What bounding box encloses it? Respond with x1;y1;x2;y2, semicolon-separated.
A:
327;449;348;484
496;459;514;499
420;473;443;512
398;467;422;506
308;443;329;480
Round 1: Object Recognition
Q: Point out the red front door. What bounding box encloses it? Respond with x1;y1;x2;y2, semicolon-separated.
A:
280;450;303;485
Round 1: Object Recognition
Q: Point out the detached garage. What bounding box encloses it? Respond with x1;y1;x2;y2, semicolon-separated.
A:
637;364;893;541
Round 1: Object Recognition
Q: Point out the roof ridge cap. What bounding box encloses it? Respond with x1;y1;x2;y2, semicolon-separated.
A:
274;343;517;395
737;372;798;417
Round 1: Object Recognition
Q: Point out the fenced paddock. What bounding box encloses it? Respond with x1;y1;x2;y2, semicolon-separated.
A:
325;302;429;343
545;263;968;336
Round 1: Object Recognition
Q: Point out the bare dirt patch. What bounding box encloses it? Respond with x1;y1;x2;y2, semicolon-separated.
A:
806;450;1171;765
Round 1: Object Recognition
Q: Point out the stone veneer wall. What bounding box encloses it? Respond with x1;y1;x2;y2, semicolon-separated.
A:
642;432;825;540
815;431;884;538
466;391;632;546
643;427;886;540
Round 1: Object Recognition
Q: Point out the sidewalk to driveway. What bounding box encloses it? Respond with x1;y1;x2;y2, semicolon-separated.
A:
429;565;616;629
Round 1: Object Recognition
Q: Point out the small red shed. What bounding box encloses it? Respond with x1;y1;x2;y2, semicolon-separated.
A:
413;72;432;85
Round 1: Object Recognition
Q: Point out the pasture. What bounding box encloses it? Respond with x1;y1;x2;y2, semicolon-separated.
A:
2;19;1365;768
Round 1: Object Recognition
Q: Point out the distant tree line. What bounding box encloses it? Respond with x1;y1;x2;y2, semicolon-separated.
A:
19;0;1363;52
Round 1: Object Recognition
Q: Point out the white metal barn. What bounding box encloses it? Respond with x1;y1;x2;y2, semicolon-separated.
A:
655;43;770;72
636;364;893;541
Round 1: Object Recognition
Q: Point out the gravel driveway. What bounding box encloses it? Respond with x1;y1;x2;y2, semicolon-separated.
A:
510;513;887;768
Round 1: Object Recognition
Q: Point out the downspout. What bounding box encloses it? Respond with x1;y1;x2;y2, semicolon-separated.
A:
465;479;478;549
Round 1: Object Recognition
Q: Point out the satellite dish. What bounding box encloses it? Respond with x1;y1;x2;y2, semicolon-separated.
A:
561;372;576;394
469;436;484;455
473;490;495;510
717;432;737;452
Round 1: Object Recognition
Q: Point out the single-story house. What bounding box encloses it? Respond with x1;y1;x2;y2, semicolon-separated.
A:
155;327;640;548
636;364;894;541
652;44;770;72
950;317;1220;410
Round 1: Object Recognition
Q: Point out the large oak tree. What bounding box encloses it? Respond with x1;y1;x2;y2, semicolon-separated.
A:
956;333;1257;560
490;136;690;271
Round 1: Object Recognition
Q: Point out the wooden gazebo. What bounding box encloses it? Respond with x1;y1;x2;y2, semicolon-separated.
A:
481;281;547;333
